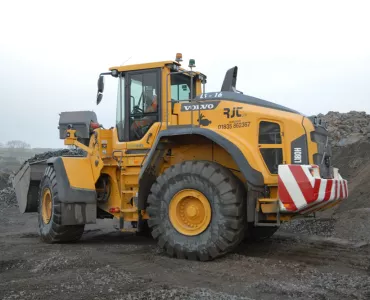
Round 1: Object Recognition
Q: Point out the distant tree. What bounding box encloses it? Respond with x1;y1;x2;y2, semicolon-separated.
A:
6;140;31;149
0;142;4;148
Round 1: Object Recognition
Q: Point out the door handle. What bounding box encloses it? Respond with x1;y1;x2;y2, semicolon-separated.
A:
146;133;153;144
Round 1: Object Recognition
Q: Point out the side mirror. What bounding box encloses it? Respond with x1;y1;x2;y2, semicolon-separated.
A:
97;92;103;105
98;75;105;93
96;75;105;105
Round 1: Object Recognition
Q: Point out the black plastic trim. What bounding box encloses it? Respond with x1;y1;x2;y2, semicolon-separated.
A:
291;134;309;164
125;149;150;155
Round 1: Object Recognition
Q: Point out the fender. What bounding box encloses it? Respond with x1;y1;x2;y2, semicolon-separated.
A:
47;156;97;225
138;127;264;209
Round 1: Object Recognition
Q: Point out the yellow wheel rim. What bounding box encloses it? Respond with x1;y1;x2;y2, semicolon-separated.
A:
169;189;211;236
42;188;52;224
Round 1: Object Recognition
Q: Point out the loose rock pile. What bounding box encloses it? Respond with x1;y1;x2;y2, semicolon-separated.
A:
318;111;370;147
0;171;10;190
0;187;16;211
24;148;86;164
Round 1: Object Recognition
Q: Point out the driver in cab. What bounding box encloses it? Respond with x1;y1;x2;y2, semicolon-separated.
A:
130;90;158;139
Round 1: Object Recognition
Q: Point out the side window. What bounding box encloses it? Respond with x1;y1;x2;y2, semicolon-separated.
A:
129;72;159;141
171;73;195;101
171;84;191;101
259;121;283;174
259;121;281;144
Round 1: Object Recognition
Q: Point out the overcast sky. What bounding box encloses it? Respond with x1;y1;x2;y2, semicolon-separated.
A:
1;0;369;148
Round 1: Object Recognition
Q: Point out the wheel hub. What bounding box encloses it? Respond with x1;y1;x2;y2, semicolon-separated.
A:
42;188;52;224
186;205;197;217
169;189;211;236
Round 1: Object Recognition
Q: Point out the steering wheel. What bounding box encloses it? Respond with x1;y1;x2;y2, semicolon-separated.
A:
132;105;143;115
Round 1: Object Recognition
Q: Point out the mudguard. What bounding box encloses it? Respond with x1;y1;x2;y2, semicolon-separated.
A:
47;156;97;225
13;155;97;225
138;127;264;210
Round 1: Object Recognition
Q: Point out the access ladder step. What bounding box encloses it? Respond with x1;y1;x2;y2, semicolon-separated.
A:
121;208;138;213
121;190;137;194
258;198;279;203
122;172;140;176
120;228;138;233
255;198;281;227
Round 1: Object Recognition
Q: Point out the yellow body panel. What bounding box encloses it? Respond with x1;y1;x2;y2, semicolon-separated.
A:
62;157;96;190
170;100;306;184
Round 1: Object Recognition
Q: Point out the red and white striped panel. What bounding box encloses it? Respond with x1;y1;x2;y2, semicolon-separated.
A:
278;165;348;213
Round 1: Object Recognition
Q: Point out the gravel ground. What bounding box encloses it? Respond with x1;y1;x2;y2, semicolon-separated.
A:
279;218;336;237
279;208;370;244
0;206;369;300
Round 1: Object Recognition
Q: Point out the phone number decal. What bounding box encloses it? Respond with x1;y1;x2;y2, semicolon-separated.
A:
218;121;251;130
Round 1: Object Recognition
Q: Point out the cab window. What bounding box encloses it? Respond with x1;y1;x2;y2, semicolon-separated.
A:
171;73;196;101
259;121;282;144
129;71;159;141
259;121;283;174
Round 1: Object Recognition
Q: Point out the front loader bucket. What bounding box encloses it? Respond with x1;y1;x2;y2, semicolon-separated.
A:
12;160;48;213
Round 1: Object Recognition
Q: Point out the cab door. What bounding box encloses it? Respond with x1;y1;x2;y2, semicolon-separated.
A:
122;68;162;167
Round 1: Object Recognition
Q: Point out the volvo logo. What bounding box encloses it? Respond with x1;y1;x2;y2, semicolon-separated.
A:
180;101;220;112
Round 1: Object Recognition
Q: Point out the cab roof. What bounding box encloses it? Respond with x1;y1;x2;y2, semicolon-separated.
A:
109;60;179;72
109;60;205;76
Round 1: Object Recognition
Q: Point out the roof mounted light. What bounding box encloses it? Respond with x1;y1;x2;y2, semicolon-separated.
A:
188;59;196;68
175;53;183;63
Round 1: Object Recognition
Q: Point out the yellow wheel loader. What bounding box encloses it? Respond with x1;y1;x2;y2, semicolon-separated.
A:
13;54;349;260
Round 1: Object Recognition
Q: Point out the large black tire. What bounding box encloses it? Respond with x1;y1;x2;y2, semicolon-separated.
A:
147;161;246;261
38;166;84;243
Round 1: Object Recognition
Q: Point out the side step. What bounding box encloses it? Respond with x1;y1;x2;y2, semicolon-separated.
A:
254;198;280;227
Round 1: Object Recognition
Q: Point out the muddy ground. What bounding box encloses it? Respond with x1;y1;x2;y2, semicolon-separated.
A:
1;206;369;300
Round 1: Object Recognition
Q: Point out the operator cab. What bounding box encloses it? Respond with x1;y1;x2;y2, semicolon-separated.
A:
95;54;206;142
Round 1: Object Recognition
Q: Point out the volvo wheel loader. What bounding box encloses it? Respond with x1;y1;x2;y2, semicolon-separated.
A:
13;54;349;261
